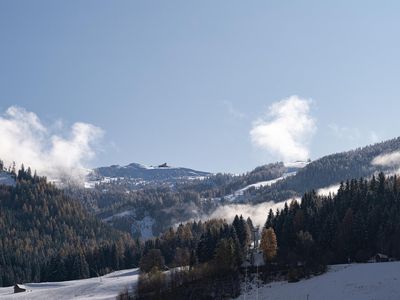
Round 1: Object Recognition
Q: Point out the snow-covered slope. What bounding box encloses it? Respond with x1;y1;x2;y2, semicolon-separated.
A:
86;162;211;189
224;172;296;202
238;262;400;300
92;162;210;181
102;210;155;239
0;268;139;300
0;171;15;186
4;262;399;300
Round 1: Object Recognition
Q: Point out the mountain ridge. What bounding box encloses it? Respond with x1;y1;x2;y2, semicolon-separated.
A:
88;162;211;185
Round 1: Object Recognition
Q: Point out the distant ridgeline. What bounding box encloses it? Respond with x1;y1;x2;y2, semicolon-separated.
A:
249;137;400;203
87;162;211;188
0;166;139;287
74;137;400;240
69;162;290;238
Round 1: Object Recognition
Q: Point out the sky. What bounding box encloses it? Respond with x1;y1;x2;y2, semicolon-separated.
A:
1;1;400;174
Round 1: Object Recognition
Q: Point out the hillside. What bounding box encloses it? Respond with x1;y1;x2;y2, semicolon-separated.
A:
69;162;290;238
0;268;139;300
239;262;400;300
248;137;400;203
0;168;136;287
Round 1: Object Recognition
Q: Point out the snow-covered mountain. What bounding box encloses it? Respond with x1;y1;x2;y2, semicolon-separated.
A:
85;162;211;189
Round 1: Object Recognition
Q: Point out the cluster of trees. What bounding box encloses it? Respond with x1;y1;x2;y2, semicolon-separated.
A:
131;215;254;299
0;167;139;287
266;173;400;266
139;216;253;270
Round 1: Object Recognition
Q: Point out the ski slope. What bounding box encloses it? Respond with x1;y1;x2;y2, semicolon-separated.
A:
0;268;139;300
238;262;400;300
225;172;296;202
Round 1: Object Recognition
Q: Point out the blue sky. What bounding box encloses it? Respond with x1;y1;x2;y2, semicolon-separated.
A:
1;1;400;173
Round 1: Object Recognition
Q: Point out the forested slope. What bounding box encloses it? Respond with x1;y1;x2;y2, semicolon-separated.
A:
0;168;138;287
252;137;400;203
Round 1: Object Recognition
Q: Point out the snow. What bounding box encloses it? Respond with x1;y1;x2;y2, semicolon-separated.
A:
103;210;135;222
237;262;400;300
136;216;155;239
84;176;119;189
0;268;139;300
225;172;296;202
83;181;96;189
2;261;398;300
284;161;310;169
0;171;15;187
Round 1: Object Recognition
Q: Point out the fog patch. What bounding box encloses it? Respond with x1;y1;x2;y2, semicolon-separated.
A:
206;199;299;227
372;151;400;167
317;184;340;197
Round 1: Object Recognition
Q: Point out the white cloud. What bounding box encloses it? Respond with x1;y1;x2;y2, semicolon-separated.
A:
222;100;246;119
369;131;380;144
329;124;361;141
250;95;316;162
0;106;103;183
372;151;400;167
317;184;340;197
329;124;381;144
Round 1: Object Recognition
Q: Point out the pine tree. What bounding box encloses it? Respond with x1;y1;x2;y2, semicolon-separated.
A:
214;238;236;272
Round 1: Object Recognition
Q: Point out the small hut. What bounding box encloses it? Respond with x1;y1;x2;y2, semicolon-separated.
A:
375;253;389;262
14;284;26;293
369;253;389;263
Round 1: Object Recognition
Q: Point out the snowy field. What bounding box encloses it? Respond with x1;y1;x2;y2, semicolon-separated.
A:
0;268;139;300
2;262;400;299
237;262;400;300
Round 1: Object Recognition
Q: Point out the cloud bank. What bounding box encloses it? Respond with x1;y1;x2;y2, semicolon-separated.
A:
329;124;381;145
0;106;103;183
250;96;316;162
317;184;340;197
372;151;400;167
206;200;294;228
